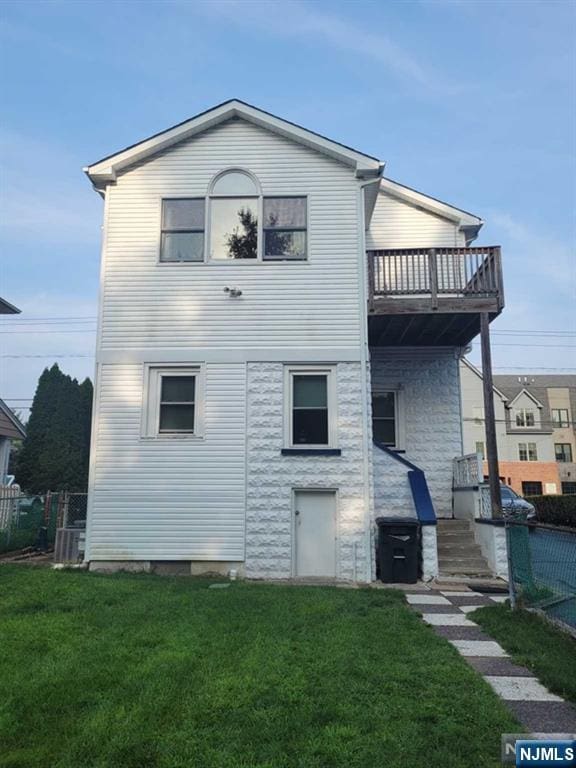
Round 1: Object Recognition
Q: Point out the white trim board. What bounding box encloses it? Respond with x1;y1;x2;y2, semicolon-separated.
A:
85;100;383;187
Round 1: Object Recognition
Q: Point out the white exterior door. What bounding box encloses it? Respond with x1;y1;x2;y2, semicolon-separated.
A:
294;490;337;577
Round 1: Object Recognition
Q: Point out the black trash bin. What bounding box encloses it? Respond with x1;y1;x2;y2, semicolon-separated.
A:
376;517;420;583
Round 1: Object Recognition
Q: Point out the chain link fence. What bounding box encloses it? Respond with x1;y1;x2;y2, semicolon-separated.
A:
506;519;576;631
0;491;87;555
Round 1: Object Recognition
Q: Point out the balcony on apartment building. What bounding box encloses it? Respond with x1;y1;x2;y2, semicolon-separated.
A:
367;246;504;346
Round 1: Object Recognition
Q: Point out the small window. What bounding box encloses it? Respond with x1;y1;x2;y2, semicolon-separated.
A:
160;199;205;262
286;367;335;447
515;408;535;428
475;441;485;459
562;482;576;495
552;408;570;428
372;393;397;447
263;198;307;260
555;443;573;463
143;366;202;437
522;481;542;497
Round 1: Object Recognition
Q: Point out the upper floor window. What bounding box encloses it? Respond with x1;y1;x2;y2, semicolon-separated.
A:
518;442;538;461
515;408;535;428
160;169;307;263
552;408;570;428
555;443;573;463
210;170;259;260
160;199;205;262
263;198;307;260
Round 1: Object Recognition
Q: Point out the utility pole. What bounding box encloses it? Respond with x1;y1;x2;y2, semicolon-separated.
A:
480;312;502;518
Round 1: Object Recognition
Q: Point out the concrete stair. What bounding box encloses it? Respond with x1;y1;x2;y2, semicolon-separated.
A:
436;519;492;577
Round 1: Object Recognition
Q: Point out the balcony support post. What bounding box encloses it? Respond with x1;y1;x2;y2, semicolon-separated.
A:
480;312;502;518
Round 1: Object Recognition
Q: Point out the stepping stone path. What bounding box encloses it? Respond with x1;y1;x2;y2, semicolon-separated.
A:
406;588;576;733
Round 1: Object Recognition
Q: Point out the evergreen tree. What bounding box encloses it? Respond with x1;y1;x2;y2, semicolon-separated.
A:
16;364;93;493
79;378;93;490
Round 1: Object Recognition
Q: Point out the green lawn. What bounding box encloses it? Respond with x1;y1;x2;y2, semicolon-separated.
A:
472;603;576;704
0;567;519;768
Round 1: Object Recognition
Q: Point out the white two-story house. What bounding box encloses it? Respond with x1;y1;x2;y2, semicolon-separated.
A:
84;100;504;582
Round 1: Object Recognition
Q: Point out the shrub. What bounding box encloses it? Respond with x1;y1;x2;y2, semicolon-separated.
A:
526;495;576;528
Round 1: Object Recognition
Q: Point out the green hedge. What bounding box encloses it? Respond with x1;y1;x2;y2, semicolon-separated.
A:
526;494;576;528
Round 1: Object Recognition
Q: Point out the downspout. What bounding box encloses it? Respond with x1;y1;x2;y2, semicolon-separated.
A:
357;177;381;582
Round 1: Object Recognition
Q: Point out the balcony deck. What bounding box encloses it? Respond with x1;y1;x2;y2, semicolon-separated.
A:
367;246;504;346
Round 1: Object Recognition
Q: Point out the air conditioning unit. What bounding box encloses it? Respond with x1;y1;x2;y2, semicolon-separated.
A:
54;527;86;564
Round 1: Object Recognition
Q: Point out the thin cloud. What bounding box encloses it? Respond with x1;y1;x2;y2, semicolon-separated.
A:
194;0;458;94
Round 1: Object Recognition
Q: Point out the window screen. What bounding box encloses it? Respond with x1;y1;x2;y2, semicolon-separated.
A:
161;199;205;262
263;197;307;260
159;375;196;433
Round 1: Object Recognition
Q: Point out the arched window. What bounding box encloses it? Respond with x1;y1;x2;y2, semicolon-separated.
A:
159;168;307;263
209;170;260;260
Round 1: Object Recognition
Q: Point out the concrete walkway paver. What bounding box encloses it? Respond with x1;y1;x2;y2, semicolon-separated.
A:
405;586;576;732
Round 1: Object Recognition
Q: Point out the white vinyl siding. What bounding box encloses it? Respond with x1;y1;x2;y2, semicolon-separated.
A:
366;191;464;249
100;119;361;351
88;362;246;560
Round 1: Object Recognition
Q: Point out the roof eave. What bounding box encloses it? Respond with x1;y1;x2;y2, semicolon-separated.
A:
85;100;382;187
379;177;484;236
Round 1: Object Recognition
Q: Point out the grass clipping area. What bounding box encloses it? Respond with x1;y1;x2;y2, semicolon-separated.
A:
0;566;518;768
472;603;576;705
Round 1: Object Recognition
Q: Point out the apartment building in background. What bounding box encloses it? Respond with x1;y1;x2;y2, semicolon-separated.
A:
461;360;576;496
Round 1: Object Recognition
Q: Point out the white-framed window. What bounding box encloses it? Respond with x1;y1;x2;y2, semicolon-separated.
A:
142;365;204;438
518;442;538;461
371;390;404;450
284;366;336;448
160;199;205;262
160;169;308;264
515;408;535;428
475;441;485;459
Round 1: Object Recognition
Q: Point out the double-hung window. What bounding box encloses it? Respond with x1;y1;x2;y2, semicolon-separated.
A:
160;199;205;262
263;198;307;260
515;408;535;428
518;442;538;461
143;366;202;437
286;367;335;448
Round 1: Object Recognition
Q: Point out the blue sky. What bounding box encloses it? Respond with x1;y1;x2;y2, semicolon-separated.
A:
1;0;575;414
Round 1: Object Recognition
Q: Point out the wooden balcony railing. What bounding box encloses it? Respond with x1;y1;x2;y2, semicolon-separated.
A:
368;246;504;313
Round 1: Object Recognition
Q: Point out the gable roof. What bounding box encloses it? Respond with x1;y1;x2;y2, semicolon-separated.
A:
380;178;483;243
85;99;384;189
0;297;21;315
461;358;508;402
0;398;26;440
506;388;544;410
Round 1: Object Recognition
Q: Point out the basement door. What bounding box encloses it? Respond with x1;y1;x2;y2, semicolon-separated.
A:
294;490;337;578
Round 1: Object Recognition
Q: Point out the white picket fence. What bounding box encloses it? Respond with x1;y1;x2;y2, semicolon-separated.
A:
0;486;21;530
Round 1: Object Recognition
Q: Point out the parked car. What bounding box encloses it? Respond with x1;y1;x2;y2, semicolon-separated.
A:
500;484;536;518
